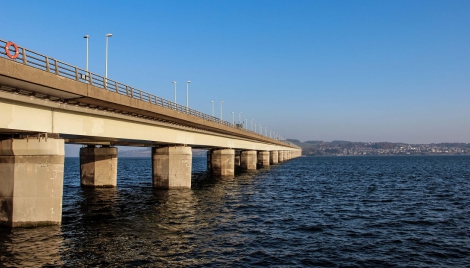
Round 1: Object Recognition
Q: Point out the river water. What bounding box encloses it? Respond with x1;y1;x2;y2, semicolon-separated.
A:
1;156;470;267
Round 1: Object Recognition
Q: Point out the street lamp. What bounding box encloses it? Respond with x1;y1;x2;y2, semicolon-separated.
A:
220;101;224;120
84;35;89;72
238;112;242;124
172;81;177;109
186;81;191;113
211;101;214;117
105;33;112;79
232;112;235;125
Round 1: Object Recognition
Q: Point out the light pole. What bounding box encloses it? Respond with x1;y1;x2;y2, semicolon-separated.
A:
254;124;257;133
211;101;214;117
232;112;235;125
186;81;191;113
251;119;254;131
105;33;112;79
84;35;89;72
172;81;177;109
220;101;224;120
238;112;242;124
259;124;262;134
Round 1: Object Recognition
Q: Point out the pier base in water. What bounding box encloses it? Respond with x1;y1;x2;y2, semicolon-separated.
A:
80;146;118;187
210;149;235;176
0;138;64;227
152;146;192;189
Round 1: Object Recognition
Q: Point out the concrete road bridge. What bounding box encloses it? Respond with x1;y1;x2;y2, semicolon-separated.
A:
0;39;301;227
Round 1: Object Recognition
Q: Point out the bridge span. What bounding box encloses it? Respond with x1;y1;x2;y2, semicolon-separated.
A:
0;39;301;227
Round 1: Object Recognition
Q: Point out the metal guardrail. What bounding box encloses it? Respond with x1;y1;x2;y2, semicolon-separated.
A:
0;39;291;146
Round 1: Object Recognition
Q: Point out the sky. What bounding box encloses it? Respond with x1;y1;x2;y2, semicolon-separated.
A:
2;0;469;147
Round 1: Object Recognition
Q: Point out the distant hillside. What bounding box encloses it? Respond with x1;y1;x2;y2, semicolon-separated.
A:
287;139;470;156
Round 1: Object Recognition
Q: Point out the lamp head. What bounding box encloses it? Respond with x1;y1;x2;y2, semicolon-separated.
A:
84;35;89;38
187;80;191;83
106;33;113;37
172;81;176;84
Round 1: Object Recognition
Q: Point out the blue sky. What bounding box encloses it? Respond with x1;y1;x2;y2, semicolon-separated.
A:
2;0;469;147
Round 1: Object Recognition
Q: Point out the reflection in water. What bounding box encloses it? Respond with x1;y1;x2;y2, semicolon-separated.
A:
0;226;64;267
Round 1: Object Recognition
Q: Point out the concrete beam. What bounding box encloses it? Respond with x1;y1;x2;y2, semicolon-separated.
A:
0;138;64;227
152;146;192;189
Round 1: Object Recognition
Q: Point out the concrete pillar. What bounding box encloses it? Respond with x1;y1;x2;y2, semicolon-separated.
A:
152;146;192;189
0;138;64;227
257;151;270;168
80;146;118;187
241;150;257;170
270;151;278;164
278;150;284;162
207;150;212;172
234;150;241;168
211;149;235;176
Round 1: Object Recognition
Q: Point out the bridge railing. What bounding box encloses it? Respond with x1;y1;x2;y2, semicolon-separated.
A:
0;39;291;146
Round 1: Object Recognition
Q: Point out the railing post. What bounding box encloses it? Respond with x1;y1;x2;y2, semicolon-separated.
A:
55;60;59;75
45;57;50;72
148;93;151;103
75;68;79;81
140;91;142;100
126;86;129;96
89;73;93;86
115;82;119;93
103;77;107;89
22;48;27;64
131;88;134;98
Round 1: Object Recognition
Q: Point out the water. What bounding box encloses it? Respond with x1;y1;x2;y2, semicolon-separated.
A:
1;156;470;267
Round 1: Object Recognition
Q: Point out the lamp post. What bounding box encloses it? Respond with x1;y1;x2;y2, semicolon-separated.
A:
84;35;89;72
220;101;224;120
186;81;191;113
172;81;177;109
238;112;242;124
211;101;214;117
232;112;235;125
105;33;112;79
254;124;256;133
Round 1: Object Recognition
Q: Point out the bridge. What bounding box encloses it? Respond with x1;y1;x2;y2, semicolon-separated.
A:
0;39;301;227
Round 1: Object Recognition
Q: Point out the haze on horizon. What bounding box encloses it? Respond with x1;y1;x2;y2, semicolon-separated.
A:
3;0;469;148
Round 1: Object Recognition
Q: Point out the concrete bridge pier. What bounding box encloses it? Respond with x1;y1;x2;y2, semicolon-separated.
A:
80;146;118;187
210;149;235;176
0;138;64;227
152;146;192;189
278;150;284;162
270;150;279;164
257;151;270;168
241;150;257;170
234;150;241;169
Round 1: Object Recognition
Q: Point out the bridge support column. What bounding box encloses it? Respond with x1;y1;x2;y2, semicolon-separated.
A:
257;151;270;168
270;151;278;164
80;146;118;187
278;150;284;162
241;150;257;170
0;138;64;227
210;149;234;176
234;150;241;168
152;146;192;189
